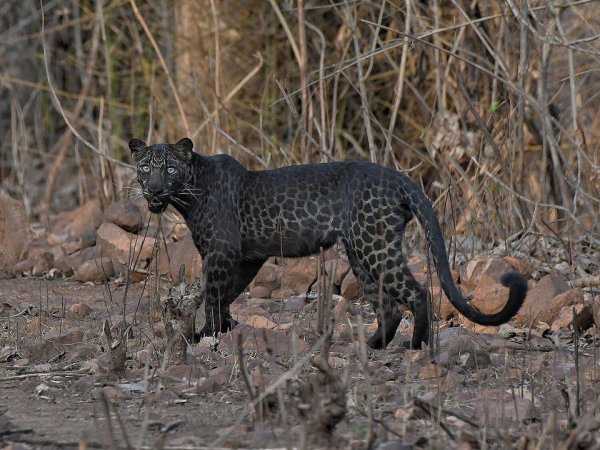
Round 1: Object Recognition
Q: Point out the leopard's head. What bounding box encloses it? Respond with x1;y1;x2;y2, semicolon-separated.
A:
129;137;194;214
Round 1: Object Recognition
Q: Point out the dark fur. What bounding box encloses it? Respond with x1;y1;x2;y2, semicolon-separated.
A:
131;138;528;349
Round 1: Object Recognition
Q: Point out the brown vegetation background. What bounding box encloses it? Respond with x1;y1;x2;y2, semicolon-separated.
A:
1;0;599;249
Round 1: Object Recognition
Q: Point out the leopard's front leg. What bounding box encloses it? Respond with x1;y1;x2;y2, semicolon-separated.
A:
195;251;265;340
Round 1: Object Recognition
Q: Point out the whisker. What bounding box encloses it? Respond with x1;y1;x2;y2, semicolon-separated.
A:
171;196;190;208
117;186;142;192
179;192;202;203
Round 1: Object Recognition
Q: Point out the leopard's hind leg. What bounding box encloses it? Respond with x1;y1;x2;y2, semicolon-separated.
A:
345;249;402;349
346;244;430;350
380;257;430;350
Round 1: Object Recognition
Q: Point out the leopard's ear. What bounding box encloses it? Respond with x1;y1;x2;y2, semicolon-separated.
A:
174;137;193;162
129;138;148;161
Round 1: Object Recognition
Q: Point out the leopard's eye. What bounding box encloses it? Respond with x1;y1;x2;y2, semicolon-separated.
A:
167;167;177;174
140;165;150;173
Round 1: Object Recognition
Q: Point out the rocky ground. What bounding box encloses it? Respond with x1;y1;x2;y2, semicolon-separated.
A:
1;192;600;449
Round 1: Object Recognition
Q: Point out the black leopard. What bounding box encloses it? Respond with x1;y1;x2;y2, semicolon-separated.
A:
129;137;528;349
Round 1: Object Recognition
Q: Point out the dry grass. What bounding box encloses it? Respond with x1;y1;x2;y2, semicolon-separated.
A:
1;1;598;257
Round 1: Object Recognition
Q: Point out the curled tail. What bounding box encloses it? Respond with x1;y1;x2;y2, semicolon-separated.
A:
407;185;528;325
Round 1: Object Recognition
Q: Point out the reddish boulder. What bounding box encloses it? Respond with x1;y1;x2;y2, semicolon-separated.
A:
515;274;568;325
551;304;593;332
323;259;351;286
469;282;510;315
105;199;144;233
538;288;583;325
430;286;456;320
251;262;282;293
248;285;273;299
96;222;155;266
465;258;515;288
69;303;92;318
270;288;296;300
341;271;362;300
162;231;202;283
51;199;102;239
279;256;318;295
29;247;55;276
246;315;278;330
74;257;115;283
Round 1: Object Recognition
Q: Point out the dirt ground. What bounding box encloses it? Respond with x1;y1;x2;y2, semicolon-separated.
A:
1;273;600;449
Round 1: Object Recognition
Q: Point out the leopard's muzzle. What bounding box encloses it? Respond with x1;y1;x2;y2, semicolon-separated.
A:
144;189;169;214
147;196;168;213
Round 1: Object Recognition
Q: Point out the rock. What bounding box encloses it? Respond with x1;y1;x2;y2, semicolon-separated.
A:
0;191;32;269
516;274;569;325
283;294;307;311
79;245;101;262
69;303;92;318
51;199;103;239
464;258;515;287
436;330;489;368
341;271;361;300
49;243;66;260
469;282;510;315
430;286;456;320
459;351;491;369
374;365;398;382
54;253;78;277
322;259;351;286
246;297;279;310
91;385;129;401
314;259;350;295
270;288;297;300
459;321;499;335
417;363;444;380
279;256;318;295
163;231;202;283
249;285;272;298
18;241;55;276
252;262;282;292
246;315;278;330
61;233;96;255
537;288;583;325
74;257;115;283
474;390;536;426
164;364;206;383
502;256;530;275
105;199;144;233
96;222;155;266
12;259;33;276
550;304;593;332
61;239;84;255
30;248;54;276
47;232;67;246
197;366;231;393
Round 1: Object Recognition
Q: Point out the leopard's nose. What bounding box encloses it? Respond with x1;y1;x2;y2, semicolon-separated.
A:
147;180;164;196
148;186;164;195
